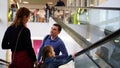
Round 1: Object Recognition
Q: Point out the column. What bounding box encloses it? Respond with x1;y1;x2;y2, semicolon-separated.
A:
94;0;99;6
87;0;90;7
76;0;80;7
81;0;85;7
0;0;8;60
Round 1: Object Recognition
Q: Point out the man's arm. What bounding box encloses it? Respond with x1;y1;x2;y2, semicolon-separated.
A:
59;39;68;56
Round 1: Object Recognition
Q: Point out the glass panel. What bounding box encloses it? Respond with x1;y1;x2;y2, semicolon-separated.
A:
90;35;120;68
0;64;7;68
62;7;120;43
75;54;98;68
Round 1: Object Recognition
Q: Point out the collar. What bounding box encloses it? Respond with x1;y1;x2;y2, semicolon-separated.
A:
48;35;59;42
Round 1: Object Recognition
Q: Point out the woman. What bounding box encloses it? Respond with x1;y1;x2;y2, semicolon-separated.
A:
2;7;38;68
42;46;75;68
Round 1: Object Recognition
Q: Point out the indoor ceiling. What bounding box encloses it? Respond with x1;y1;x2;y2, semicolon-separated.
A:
19;0;66;6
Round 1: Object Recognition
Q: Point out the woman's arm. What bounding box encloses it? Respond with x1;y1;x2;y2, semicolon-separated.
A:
2;29;11;49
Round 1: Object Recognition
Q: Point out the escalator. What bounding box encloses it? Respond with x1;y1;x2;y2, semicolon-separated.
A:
53;6;120;68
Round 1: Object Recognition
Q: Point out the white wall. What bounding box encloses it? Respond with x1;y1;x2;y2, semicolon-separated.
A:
27;23;50;39
0;0;8;60
27;17;56;40
98;0;120;7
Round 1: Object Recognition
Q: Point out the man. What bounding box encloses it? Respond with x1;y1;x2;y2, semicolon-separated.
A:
55;0;65;6
37;24;68;62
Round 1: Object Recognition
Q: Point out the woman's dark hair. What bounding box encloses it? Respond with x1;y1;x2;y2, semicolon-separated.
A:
42;46;53;61
11;7;30;27
53;24;62;32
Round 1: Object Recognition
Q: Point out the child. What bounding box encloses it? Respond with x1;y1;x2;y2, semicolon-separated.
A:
42;45;75;68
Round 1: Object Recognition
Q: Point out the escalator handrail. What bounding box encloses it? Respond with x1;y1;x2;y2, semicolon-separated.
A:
55;6;120;10
75;28;120;57
0;58;10;64
0;63;9;66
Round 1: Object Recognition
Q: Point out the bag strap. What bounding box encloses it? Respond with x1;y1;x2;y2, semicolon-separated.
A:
12;27;24;62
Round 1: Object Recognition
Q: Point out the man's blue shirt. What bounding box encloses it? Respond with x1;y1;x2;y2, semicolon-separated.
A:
38;35;68;61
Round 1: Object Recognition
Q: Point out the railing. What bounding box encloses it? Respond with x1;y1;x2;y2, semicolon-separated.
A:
0;58;10;68
75;29;120;56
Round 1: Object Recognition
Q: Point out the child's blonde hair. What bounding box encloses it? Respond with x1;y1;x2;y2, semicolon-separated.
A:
42;46;53;61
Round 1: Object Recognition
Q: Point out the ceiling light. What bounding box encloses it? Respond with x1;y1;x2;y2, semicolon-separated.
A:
19;0;21;3
23;1;29;4
47;2;53;5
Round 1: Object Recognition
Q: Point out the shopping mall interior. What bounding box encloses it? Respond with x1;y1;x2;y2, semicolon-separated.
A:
0;0;120;68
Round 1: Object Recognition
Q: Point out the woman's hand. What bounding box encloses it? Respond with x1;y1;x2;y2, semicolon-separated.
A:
34;61;38;68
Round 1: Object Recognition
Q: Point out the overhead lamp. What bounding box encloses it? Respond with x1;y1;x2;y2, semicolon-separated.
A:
23;1;29;4
90;4;94;7
47;2;53;5
19;0;21;3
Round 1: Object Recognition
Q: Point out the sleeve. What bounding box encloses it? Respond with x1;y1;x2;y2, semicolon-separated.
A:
37;41;44;61
55;54;68;59
2;29;11;49
37;35;49;62
59;39;68;56
24;28;37;62
53;55;73;66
